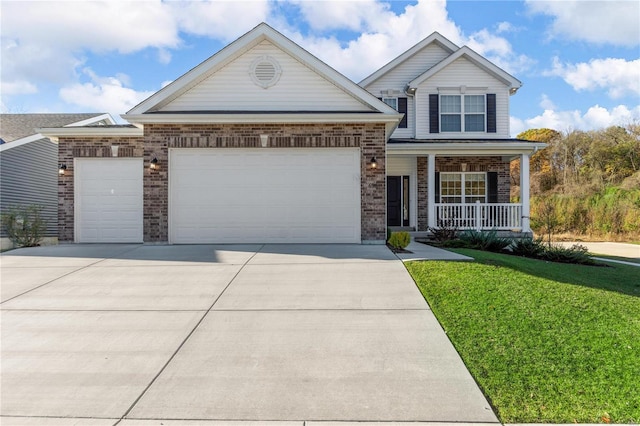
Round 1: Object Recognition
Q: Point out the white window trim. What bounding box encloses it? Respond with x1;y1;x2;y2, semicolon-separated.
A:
440;94;486;133
440;172;487;204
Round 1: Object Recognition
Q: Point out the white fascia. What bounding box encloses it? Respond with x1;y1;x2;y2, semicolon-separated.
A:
387;141;546;157
37;127;143;141
65;113;116;127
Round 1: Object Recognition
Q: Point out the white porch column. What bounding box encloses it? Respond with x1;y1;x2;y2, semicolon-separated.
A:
520;153;531;233
427;154;436;228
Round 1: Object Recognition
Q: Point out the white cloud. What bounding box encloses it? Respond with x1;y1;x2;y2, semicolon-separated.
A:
466;29;535;74
168;1;269;41
280;0;465;81
546;57;640;99
1;80;38;96
526;0;640;47
59;69;155;118
0;0;268;93
539;94;557;110
281;0;531;81
289;0;395;32
495;22;518;34
514;103;640;134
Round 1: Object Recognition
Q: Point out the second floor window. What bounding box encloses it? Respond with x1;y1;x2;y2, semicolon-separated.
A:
441;95;485;132
383;97;398;110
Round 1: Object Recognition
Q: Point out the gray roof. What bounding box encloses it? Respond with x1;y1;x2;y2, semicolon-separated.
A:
0;113;108;143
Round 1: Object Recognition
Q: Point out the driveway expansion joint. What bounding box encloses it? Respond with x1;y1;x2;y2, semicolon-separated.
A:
116;245;264;421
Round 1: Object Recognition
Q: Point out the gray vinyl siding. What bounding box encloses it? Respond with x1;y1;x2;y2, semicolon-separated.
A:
0;138;58;237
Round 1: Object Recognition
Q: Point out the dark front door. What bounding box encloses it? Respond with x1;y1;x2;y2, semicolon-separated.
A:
387;176;402;226
387;176;410;227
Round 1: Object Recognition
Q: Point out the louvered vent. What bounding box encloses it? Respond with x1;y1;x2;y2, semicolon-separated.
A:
255;61;276;82
250;55;282;88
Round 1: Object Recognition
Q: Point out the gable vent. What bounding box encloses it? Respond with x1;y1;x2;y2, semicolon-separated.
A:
250;55;282;89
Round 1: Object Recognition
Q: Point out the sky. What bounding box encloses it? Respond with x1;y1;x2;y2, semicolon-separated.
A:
1;0;639;136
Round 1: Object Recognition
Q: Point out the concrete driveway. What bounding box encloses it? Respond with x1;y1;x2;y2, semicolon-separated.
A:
1;244;497;425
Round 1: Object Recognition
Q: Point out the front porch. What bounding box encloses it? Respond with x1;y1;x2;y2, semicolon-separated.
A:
386;140;544;235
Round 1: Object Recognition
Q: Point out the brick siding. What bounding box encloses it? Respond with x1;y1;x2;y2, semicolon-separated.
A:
58;136;144;242
59;123;387;243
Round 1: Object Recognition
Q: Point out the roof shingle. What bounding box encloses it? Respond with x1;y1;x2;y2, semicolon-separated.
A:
0;113;108;143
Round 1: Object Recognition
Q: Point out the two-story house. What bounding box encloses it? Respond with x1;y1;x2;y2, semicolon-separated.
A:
40;23;543;245
360;33;543;235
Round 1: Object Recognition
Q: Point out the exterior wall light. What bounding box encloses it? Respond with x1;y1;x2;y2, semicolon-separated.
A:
150;157;159;170
461;163;467;172
370;156;378;169
58;164;67;175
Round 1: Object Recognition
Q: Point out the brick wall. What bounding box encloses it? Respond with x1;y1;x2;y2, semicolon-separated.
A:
58;136;144;241
416;155;511;231
144;123;387;242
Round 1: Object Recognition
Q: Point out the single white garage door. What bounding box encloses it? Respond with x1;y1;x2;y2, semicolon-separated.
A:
75;158;143;243
169;148;361;243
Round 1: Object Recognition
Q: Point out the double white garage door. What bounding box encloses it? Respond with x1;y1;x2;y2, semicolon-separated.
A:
75;149;361;243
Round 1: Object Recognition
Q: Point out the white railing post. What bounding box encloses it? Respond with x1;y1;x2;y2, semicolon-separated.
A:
521;153;531;232
475;200;481;231
427;154;436;228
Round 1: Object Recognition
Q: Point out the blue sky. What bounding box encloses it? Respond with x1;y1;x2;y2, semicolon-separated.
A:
1;0;638;136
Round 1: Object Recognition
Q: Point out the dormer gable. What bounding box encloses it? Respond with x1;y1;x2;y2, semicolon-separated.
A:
359;32;459;88
409;46;522;94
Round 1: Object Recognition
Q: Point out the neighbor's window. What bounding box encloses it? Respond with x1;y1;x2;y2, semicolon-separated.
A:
383;97;398;110
440;172;486;203
440;95;485;132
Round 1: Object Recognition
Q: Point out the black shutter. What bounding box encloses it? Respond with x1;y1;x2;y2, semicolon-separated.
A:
429;94;439;133
398;97;408;128
487;172;498;203
486;94;496;133
434;172;440;203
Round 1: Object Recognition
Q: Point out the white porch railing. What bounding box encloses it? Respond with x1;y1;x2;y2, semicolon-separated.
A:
435;202;523;230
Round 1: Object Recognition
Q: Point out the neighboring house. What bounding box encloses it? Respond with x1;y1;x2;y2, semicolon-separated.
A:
0;113;115;249
359;32;544;234
39;23;543;245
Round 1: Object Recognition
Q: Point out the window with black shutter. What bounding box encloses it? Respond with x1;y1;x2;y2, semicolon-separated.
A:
486;94;496;133
398;97;407;128
429;94;439;133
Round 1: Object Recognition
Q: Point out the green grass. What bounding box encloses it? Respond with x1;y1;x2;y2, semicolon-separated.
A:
405;250;640;423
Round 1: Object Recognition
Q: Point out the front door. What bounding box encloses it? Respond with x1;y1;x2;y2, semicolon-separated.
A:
387;176;410;227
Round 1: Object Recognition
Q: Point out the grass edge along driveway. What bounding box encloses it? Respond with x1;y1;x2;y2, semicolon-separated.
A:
405;249;640;424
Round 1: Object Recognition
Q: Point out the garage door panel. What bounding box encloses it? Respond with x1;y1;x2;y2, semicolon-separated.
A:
170;148;360;243
75;159;143;243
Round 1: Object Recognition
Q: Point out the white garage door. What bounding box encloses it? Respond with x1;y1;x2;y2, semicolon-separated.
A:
75;158;143;243
169;148;361;243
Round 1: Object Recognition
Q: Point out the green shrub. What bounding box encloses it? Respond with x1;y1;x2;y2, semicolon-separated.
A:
510;236;546;258
543;243;595;265
388;231;411;250
1;205;46;247
458;229;512;252
439;238;469;248
428;218;458;242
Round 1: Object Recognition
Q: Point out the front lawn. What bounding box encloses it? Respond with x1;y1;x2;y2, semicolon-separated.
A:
405;249;640;423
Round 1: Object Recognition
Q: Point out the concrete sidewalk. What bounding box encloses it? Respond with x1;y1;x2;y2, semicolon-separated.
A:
1;244;498;424
395;240;473;262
